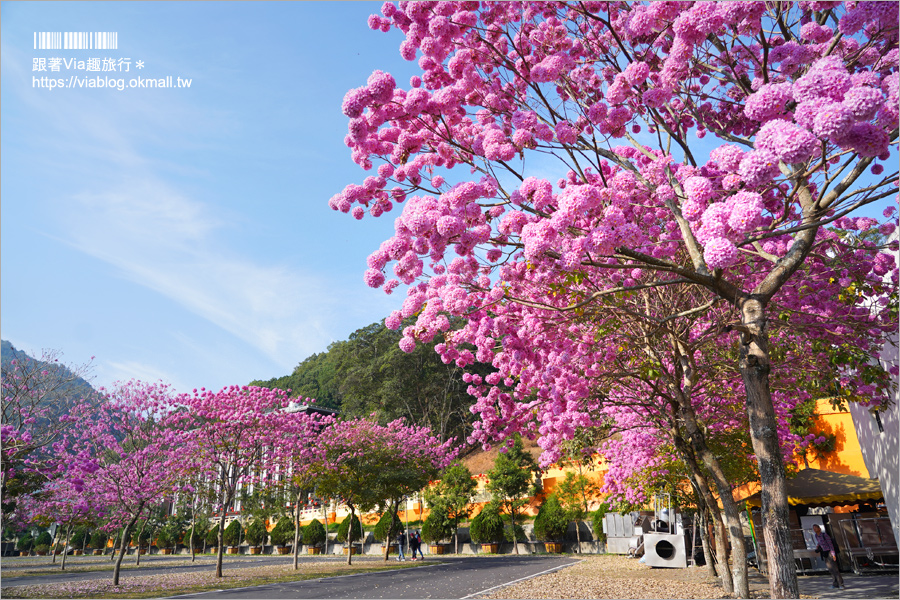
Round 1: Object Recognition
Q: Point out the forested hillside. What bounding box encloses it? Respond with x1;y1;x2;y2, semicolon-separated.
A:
251;319;494;444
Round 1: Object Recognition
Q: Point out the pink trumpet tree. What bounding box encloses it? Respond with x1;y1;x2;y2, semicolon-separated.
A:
67;380;185;586
309;417;457;565
332;3;898;597
172;385;324;578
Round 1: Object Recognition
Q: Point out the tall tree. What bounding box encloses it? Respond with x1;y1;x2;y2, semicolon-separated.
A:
332;3;898;596
173;385;320;578
310;417;457;565
486;436;541;555
423;462;477;554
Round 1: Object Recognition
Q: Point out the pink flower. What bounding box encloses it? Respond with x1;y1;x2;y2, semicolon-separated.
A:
738;150;780;188
755;120;818;164
744;82;793;121
704;237;739;269
842;86;883;121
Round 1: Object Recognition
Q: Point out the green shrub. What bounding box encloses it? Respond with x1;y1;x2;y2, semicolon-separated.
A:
304;519;326;547
17;533;35;553
157;518;184;548
35;531;53;547
245;519;268;547
185;523;207;548
533;494;569;541
132;523;151;545
469;502;505;544
336;513;362;544
205;524;220;547
421;502;453;544
223;520;243;547
70;526;90;549
90;531;108;550
591;503;610;543
373;511;401;542
270;517;295;547
34;543;51;554
505;523;528;542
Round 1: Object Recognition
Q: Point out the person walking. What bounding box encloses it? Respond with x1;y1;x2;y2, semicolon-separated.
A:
813;524;844;589
395;530;406;561
411;530;424;560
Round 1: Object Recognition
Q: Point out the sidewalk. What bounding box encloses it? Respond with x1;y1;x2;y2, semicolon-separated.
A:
748;571;899;599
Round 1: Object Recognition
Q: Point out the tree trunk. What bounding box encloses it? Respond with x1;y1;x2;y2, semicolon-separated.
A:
60;523;72;570
678;399;750;598
189;496;196;563
216;509;227;578
346;504;356;566
110;528;121;562
135;519;146;566
383;499;399;562
113;514;140;586
293;494;302;570
739;298;799;599
698;507;717;578
510;506;519;555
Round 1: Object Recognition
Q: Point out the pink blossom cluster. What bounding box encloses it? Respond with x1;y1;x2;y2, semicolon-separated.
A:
330;2;899;499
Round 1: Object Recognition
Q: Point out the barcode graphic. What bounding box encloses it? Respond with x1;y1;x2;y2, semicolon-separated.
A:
34;32;118;50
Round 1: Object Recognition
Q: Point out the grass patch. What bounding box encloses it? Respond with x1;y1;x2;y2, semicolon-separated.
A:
3;560;426;599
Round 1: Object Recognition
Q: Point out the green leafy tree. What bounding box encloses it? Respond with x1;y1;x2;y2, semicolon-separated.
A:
555;471;602;548
421;501;453;545
423;462;477;554
185;521;208;552
591;503;612;545
245;519;268;547
205;524;219;550
270;517;294;547
533;494;569;543
90;531;108;552
469;502;505;545
303;519;326;548
486;436;541;555
70;526;91;551
223;520;242;548
156;517;184;550
373;510;401;543
335;513;363;545
17;532;35;554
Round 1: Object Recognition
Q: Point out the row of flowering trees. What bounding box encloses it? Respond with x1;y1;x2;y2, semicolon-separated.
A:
2;368;458;585
332;2;898;599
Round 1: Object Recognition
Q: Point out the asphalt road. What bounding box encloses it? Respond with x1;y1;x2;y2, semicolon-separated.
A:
166;556;580;599
2;555;580;599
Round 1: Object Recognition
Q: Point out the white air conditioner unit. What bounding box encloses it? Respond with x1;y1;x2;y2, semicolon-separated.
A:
643;533;687;568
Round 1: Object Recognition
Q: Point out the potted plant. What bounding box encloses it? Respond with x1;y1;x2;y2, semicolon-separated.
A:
469;502;505;554
17;532;35;556
533;494;569;553
336;514;362;555
421;501;453;554
155;519;179;555
304;519;326;554
373;511;400;554
70;527;89;555
270;517;294;554
245;519;268;554
90;531;108;555
205;524;220;554
223;520;243;554
34;532;52;556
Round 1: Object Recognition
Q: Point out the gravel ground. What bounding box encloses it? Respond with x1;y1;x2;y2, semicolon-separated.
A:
480;555;730;599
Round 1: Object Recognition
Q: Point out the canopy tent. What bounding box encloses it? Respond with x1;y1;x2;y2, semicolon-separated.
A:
743;468;884;507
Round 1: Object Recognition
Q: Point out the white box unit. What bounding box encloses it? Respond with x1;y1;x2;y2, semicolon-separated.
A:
643;533;687;568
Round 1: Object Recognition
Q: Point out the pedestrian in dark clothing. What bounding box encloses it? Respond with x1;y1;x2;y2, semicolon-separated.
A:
814;524;844;589
396;531;406;561
411;530;424;560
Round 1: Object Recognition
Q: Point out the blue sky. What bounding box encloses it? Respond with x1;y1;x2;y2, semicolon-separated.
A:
2;3;895;395
2;2;418;392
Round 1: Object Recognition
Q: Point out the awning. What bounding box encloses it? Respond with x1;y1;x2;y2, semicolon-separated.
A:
742;468;884;507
